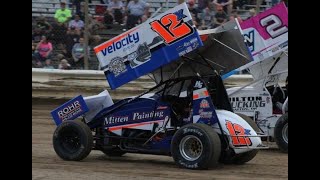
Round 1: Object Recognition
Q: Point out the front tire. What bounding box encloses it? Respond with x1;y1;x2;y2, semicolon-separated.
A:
53;120;93;161
274;113;288;153
171;123;221;169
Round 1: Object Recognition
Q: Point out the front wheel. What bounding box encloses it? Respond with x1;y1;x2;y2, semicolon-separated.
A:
171;123;221;169
274;113;288;153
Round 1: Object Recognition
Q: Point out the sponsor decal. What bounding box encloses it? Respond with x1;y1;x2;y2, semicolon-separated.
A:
194;81;203;89
244;30;255;52
133;111;164;121
109;57;127;77
226;120;252;147
101;32;140;57
105;111;165;126
57;101;82;121
129;42;152;68
198;109;213;119
150;9;193;45
105;116;129;125
200;99;210;108
51;95;89;126
230;96;267;111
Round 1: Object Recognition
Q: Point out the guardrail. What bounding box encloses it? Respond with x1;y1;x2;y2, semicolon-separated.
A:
32;68;253;100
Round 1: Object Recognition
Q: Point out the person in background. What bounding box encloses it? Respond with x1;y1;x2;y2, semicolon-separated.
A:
65;27;81;58
213;5;227;28
229;10;243;23
68;14;84;31
54;2;72;24
59;59;72;70
72;37;89;69
34;35;53;65
43;59;55;69
213;0;233;15
197;0;210;11
108;0;125;24
104;9;114;29
36;16;52;35
200;3;215;29
126;0;149;29
246;8;256;20
188;0;201;26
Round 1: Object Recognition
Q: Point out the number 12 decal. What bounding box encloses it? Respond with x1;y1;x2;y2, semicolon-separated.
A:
150;13;193;45
226;121;252;147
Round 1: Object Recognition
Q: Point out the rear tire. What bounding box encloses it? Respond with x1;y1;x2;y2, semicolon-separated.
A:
274;113;288;153
171;123;221;169
53;120;93;161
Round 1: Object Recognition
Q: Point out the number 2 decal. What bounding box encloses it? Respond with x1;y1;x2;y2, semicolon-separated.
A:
150;13;193;45
226;121;252;147
260;14;288;39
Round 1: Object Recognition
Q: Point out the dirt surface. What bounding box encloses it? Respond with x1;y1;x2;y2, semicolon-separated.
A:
32;100;288;180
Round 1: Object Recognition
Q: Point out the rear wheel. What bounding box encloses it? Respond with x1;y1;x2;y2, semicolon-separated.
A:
53;120;93;161
274;113;288;153
171;123;221;169
220;113;259;164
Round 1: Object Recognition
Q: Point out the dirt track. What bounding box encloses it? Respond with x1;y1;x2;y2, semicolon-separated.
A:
32;100;288;180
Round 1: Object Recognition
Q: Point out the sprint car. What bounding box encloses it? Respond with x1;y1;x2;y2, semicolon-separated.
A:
50;3;266;170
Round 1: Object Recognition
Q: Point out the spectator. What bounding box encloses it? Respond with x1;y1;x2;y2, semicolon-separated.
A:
213;0;233;15
188;0;202;26
126;0;149;29
233;0;247;9
59;59;72;70
32;28;43;43
68;14;84;31
54;2;72;24
50;22;67;45
191;13;198;27
108;0;125;24
43;59;55;69
213;5;227;28
72;37;89;69
36;16;52;35
200;3;215;29
72;0;105;16
104;9;114;29
88;15;104;34
247;8;256;19
34;35;53;65
90;35;102;47
229;10;243;23
140;3;151;23
198;0;210;11
65;28;81;58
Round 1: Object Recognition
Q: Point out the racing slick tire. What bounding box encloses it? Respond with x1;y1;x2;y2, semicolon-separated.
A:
53;120;93;161
274;113;288;153
101;148;126;157
220;113;259;165
171;123;221;169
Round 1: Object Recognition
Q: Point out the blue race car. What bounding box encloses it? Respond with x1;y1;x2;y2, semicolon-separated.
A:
50;3;266;169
